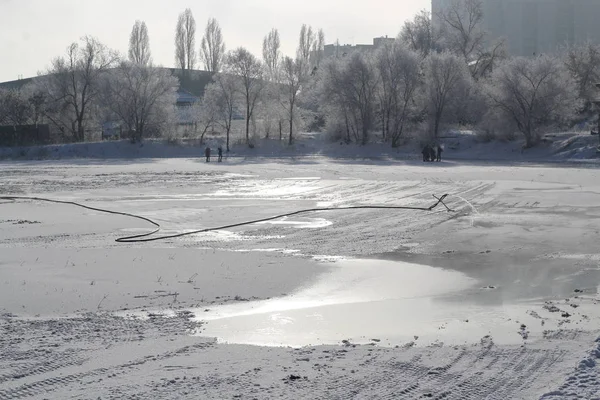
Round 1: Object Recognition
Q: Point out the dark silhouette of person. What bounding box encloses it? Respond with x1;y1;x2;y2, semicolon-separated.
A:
217;146;223;162
435;145;443;162
428;145;436;162
205;146;211;162
422;145;431;162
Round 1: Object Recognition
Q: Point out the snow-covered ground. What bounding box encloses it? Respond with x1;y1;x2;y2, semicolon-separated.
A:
1;130;599;162
1;134;600;399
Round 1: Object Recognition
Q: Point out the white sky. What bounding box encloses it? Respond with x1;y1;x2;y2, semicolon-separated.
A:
0;0;430;83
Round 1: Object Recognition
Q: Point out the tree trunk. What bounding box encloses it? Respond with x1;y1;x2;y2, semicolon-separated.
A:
77;120;84;142
433;110;442;139
361;111;369;145
288;104;294;145
392;120;405;148
245;102;251;145
245;116;250;144
524;128;539;148
226;124;230;152
385;109;391;142
279;120;282;141
344;114;350;143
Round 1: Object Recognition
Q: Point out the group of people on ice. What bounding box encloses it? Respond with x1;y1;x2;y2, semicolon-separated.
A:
205;146;223;163
204;143;442;163
422;144;443;162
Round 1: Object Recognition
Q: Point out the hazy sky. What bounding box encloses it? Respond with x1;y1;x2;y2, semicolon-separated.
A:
0;0;430;83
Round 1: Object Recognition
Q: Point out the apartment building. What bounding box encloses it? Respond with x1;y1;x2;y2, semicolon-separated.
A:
432;0;600;56
323;36;395;58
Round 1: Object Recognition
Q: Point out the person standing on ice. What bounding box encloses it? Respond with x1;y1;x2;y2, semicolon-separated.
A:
205;146;211;162
217;146;223;162
435;144;443;162
422;145;431;162
428;145;436;162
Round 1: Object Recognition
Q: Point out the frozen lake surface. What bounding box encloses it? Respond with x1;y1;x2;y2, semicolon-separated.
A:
1;155;600;399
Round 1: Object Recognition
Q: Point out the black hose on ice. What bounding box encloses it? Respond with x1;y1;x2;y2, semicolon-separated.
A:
0;194;453;243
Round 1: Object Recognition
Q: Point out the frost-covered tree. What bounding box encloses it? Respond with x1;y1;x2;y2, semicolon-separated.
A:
200;18;225;73
35;36;117;142
0;88;33;125
375;43;422;147
204;73;238;151
262;28;281;82
564;42;600;109
258;85;286;140
189;94;218;143
399;10;439;59
280;57;303;145
175;9;197;71
100;62;178;142
424;52;473;139
260;29;285;138
486;55;580;147
320;53;378;144
225;48;264;145
128;20;151;66
297;24;315;77
437;0;505;79
320;60;357;143
344;53;379;145
437;0;484;60
310;29;326;70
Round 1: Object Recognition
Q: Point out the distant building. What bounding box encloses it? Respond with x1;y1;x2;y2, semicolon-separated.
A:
101;121;122;140
432;0;600;57
323;36;395;58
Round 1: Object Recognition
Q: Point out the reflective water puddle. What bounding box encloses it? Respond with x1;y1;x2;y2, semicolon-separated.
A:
191;259;533;347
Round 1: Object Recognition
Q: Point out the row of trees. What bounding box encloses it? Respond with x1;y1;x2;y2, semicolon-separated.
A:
174;9;226;73
190;23;325;151
193;0;591;149
0;0;596;148
127;8;226;73
0;34;179;143
0;17;327;146
318;0;584;148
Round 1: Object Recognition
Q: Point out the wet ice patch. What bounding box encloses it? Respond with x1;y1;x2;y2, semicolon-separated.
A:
223;173;257;178
540;253;600;262
234;248;301;255
194;258;484;347
181;230;250;242
312;255;346;263
211;179;322;199
280;177;321;181
257;217;332;229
